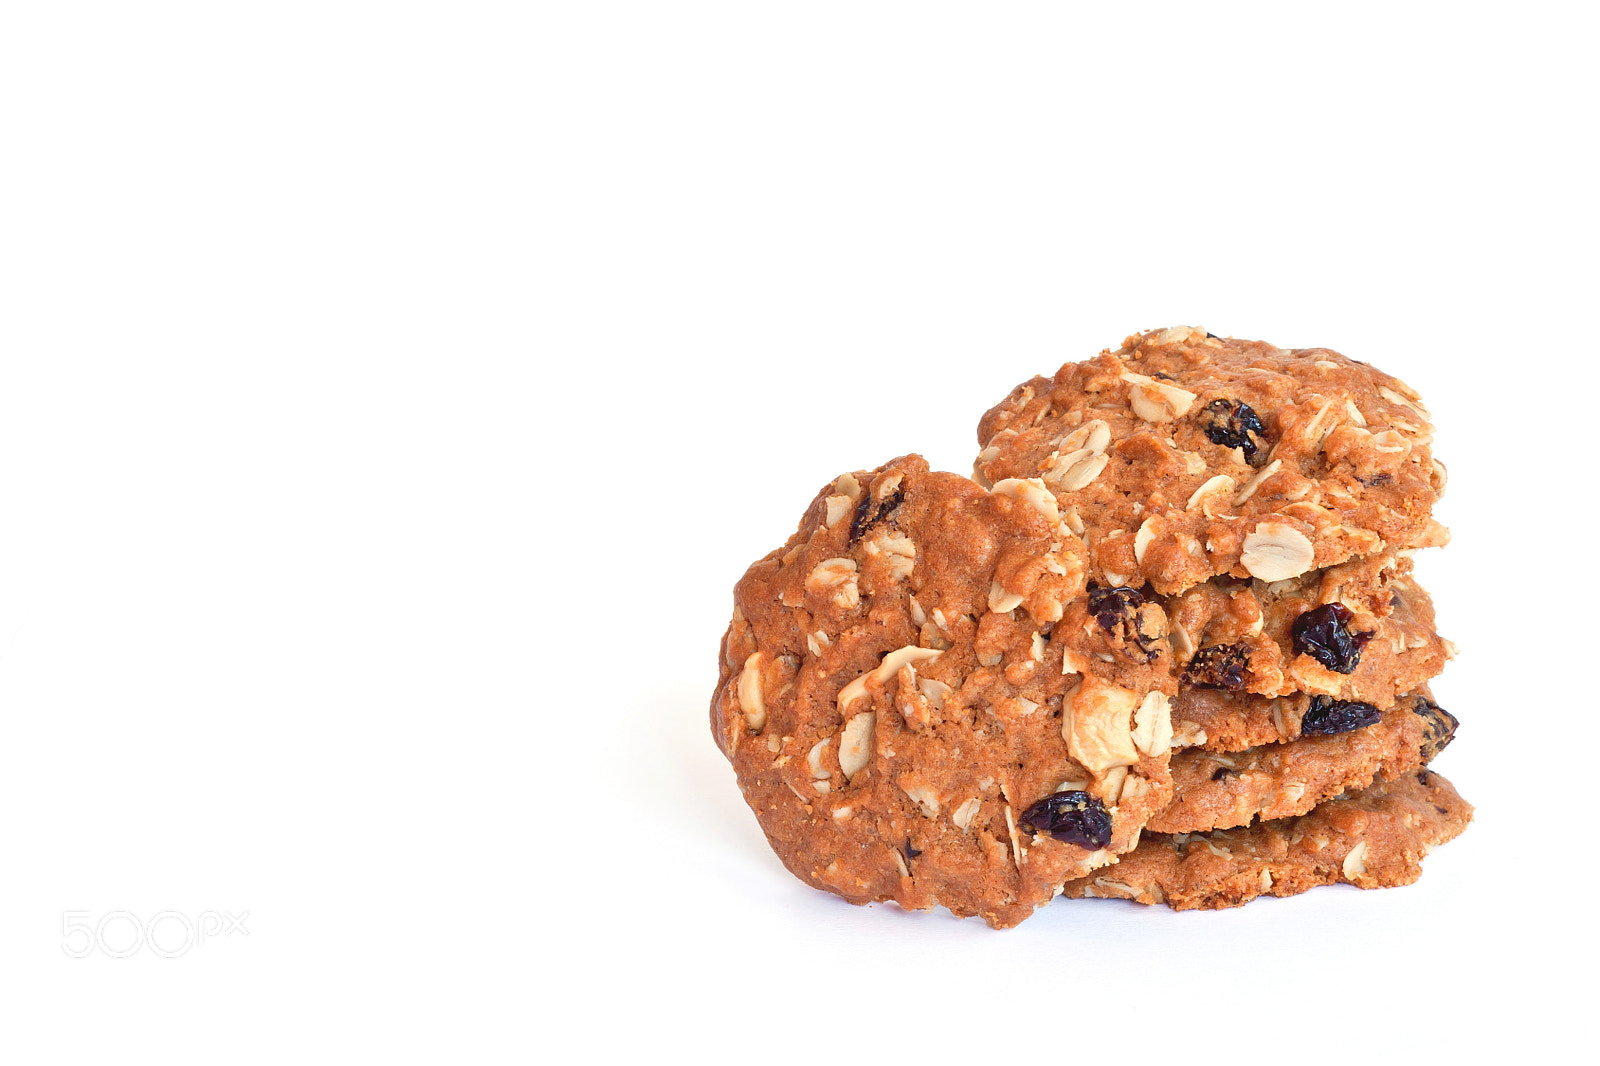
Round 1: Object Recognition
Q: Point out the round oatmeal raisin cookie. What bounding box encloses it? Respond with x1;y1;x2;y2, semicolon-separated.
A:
974;327;1449;597
710;455;1178;927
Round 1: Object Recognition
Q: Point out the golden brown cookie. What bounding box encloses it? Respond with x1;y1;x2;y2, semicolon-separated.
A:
710;455;1177;927
973;327;1449;597
712;326;1470;926
1170;673;1431;754
1150;690;1457;833
1162;551;1449;702
1063;769;1471;910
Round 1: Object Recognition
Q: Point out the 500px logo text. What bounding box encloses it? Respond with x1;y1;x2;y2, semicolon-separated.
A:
62;910;250;958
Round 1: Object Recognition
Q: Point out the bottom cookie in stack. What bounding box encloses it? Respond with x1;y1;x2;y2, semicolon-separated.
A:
1062;769;1471;910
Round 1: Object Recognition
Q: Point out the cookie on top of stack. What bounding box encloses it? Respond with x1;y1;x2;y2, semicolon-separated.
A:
710;327;1469;926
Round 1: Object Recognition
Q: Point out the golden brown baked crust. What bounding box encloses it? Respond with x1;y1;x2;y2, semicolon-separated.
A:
710;455;1176;928
1150;690;1455;833
711;327;1470;923
1161;552;1447;700
1064;769;1472;910
974;327;1448;597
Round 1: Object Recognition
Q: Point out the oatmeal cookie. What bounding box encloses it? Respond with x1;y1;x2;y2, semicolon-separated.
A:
712;326;1470;925
974;327;1449;596
1064;769;1472;910
1163;551;1449;702
710;455;1177;927
1150;690;1458;833
1169;626;1456;753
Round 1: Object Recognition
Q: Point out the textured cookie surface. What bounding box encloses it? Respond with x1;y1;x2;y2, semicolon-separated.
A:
974;327;1448;596
1170;663;1434;754
1162;550;1449;705
710;455;1178;927
1150;691;1456;833
1064;769;1471;910
712;327;1468;925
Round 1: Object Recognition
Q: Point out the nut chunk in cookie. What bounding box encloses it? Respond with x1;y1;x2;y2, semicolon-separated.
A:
710;455;1176;928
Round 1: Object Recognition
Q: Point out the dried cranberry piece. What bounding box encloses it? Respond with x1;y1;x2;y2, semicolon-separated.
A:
1087;585;1163;664
1182;643;1251;689
1413;696;1459;762
847;484;907;546
1199;399;1269;465
1018;790;1112;850
1300;696;1381;736
1291;603;1373;674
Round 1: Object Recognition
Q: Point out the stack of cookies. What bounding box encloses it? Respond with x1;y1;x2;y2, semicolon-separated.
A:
711;327;1470;927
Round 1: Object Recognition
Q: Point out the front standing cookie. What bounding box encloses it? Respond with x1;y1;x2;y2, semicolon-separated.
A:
710;455;1176;927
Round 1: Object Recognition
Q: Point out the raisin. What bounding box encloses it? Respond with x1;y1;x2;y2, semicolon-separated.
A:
1199;399;1269;466
1413;696;1459;762
848;485;907;546
1182;643;1251;689
1291;603;1373;674
1089;584;1143;626
1300;695;1381;736
1018;790;1112;851
1087;585;1163;664
904;837;923;860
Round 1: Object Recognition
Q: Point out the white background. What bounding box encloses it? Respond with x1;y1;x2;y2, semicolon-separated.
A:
0;3;1594;1062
